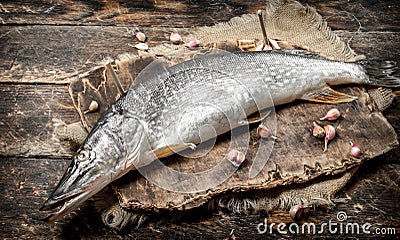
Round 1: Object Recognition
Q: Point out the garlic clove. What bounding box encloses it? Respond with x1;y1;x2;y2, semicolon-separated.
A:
225;149;246;167
170;32;183;44
185;38;200;49
84;100;99;114
134;31;147;42
320;108;340;121
257;124;277;139
323;125;336;152
255;43;264;51
268;39;281;49
289;205;310;221
350;141;362;157
312;121;325;139
255;40;272;51
132;43;149;51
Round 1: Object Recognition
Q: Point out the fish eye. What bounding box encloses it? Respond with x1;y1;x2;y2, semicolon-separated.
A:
77;149;90;162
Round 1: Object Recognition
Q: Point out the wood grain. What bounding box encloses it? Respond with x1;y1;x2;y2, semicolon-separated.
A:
0;84;79;157
0;156;398;239
1;0;398;31
0;0;399;238
311;0;399;31
0;0;264;27
0;25;137;84
1;27;399;84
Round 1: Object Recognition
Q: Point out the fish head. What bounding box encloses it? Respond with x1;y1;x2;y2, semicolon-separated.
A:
40;111;148;221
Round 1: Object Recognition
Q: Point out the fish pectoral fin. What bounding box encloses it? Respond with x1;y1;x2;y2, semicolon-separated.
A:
302;86;358;104
239;109;271;125
152;143;196;159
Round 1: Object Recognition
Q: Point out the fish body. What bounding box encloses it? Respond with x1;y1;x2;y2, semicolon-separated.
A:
116;51;367;149
41;50;399;221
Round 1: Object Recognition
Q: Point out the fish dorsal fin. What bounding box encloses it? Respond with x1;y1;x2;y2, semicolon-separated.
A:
132;48;235;88
302;86;358;104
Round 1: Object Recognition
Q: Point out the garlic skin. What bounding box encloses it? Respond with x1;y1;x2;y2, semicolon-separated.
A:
134;31;147;42
257;124;277;139
350;141;362;157
225;149;246;167
320;108;340;121
312;121;325;139
323;125;336;152
170;32;183;44
185;38;200;49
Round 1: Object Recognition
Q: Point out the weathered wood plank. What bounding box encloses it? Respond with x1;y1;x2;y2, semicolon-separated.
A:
311;0;400;31
0;0;264;27
0;84;80;157
0;0;398;32
337;32;400;61
0;25;138;84
0;157;69;239
1;0;399;238
0;156;398;239
0;25;197;84
1;25;399;84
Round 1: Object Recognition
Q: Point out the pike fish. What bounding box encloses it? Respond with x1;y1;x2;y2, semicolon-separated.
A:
40;50;399;221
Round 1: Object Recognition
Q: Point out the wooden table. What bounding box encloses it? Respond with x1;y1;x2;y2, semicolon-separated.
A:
1;0;399;238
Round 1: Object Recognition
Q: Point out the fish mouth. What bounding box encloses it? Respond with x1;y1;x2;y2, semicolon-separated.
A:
39;161;110;222
40;178;109;222
40;177;103;210
39;159;133;221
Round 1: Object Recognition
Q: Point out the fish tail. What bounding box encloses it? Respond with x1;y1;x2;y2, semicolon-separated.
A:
361;60;400;87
